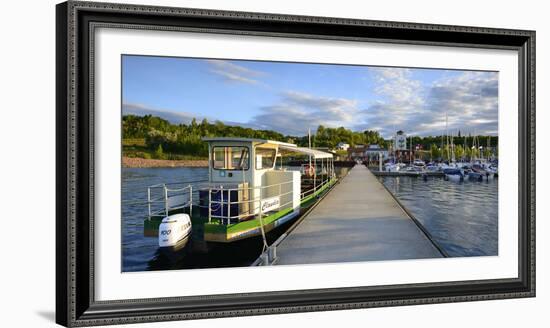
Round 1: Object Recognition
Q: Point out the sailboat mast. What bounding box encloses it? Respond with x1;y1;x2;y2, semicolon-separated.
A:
410;134;413;163
464;134;468;162
487;136;491;160
473;131;477;162
445;111;449;161
451;130;455;162
308;128;312;168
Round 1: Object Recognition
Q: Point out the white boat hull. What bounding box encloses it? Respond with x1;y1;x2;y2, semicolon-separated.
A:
445;174;463;182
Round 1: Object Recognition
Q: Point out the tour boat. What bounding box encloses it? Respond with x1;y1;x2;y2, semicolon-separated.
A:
143;138;337;250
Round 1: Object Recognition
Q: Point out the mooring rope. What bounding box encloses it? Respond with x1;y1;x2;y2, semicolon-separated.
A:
258;210;269;253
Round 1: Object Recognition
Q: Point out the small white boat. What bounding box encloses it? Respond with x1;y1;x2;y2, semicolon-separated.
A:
471;163;494;180
404;165;424;172
413;159;426;168
467;171;484;181
425;163;439;172
402;165;424;177
385;162;406;172
486;164;498;176
443;168;464;182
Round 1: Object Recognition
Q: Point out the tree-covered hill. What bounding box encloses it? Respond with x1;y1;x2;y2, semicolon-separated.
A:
122;114;497;161
122;114;386;159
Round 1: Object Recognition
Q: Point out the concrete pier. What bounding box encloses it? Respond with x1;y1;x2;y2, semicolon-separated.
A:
272;165;443;265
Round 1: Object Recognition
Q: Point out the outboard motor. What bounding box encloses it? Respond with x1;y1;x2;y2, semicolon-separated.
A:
158;213;192;251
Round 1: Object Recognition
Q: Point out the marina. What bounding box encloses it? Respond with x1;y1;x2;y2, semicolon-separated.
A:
122;135;499;271
122;133;500;271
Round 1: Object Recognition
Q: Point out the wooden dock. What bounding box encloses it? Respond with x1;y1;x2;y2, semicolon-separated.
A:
267;165;443;265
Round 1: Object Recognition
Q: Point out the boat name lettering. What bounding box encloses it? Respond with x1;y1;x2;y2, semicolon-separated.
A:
261;197;280;213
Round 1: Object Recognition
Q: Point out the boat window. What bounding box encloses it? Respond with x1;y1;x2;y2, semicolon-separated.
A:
212;146;249;170
255;147;276;170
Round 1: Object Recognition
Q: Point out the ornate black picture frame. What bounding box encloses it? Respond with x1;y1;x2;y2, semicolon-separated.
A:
56;1;535;326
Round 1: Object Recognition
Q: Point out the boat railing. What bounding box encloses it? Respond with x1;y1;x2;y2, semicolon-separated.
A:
299;163;329;176
208;179;296;224
146;183;193;219
207;170;336;224
300;173;333;200
141;172;334;223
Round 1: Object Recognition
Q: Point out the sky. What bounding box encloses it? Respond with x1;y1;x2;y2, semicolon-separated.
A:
122;55;498;138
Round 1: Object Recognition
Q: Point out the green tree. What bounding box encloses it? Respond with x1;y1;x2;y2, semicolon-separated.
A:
454;145;465;160
154;144;165;159
430;144;440;160
483;148;491;159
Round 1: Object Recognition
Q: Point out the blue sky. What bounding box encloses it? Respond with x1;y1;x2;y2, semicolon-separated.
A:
122;55;498;138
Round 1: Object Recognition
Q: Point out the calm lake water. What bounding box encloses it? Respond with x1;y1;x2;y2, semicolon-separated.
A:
122;167;209;272
379;175;498;257
122;167;498;272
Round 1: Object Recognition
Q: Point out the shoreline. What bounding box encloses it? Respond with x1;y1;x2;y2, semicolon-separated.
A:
122;157;208;168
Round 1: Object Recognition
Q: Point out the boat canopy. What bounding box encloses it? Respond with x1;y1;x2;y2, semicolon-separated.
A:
201;137;333;159
278;145;333;159
202;137;295;147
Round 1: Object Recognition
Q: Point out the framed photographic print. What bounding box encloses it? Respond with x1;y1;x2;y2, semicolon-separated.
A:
56;1;535;326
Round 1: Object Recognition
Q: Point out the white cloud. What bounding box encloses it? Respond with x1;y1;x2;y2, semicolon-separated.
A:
122;103;262;130
359;67;426;136
425;71;498;135
206;60;266;85
249;91;362;135
360;68;498;137
122;103;200;124
371;67;423;105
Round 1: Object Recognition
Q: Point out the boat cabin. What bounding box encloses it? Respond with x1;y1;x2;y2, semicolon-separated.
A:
200;137;334;225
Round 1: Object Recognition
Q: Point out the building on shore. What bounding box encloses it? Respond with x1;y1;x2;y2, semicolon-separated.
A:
364;145;389;164
347;144;366;161
335;142;350;151
347;144;389;163
393;150;415;163
393;130;407;151
391;130;416;163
